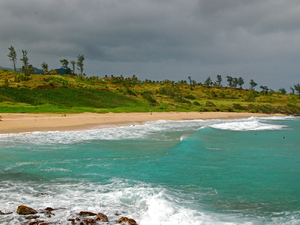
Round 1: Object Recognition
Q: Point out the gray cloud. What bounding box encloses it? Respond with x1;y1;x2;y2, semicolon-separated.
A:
0;0;300;89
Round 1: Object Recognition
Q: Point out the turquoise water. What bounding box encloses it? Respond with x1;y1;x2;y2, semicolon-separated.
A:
0;116;299;224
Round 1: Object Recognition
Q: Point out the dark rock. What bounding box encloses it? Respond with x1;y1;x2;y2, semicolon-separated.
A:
76;217;81;221
117;217;138;225
45;207;54;211
17;205;38;215
28;222;39;225
28;221;44;225
68;218;76;224
96;212;108;222
0;210;12;215
25;215;40;219
83;218;96;223
78;211;97;216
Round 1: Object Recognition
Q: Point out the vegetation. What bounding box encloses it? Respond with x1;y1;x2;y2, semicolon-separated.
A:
0;70;300;114
0;45;299;114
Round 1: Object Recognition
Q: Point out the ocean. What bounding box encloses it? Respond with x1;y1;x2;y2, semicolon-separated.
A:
0;116;299;224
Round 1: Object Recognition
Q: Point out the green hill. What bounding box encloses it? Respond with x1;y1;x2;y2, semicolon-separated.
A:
0;70;299;114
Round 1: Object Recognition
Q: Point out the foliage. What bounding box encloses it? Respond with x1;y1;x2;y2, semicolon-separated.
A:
0;70;299;115
77;54;85;77
8;45;17;72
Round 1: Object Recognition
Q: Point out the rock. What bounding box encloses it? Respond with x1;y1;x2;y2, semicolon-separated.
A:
28;221;44;225
117;217;138;225
28;222;39;225
83;218;96;223
78;211;97;216
25;215;40;219
96;212;108;222
45;207;54;211
0;210;12;215
17;205;38;215
68;218;76;224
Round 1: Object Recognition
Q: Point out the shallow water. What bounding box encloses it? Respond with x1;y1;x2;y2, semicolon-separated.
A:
0;116;299;224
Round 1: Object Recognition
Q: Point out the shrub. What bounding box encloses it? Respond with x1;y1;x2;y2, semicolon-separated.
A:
14;75;31;82
206;101;216;107
185;94;196;100
233;103;246;110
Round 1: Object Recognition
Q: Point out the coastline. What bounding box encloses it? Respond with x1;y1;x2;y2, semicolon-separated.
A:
0;112;284;134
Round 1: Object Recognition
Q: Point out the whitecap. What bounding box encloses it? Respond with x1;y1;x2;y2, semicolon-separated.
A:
210;120;286;131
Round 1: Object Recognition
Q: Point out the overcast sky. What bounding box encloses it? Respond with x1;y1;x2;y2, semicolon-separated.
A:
1;0;300;90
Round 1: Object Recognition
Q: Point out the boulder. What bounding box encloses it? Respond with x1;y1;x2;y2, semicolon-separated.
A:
17;205;38;215
96;212;108;222
117;216;138;225
78;211;97;216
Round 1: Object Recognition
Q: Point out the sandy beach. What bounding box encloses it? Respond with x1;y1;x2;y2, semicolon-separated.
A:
0;112;284;134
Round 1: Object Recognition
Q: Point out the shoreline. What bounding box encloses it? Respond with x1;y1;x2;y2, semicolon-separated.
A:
0;112;285;134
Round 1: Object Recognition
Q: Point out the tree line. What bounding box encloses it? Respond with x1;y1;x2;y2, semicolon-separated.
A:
5;45;300;96
7;45;85;77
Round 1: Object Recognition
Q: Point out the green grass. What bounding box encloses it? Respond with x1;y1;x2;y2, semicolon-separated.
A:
0;70;299;114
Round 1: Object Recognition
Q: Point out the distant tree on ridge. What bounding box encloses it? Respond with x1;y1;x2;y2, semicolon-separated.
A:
77;54;85;78
7;45;17;72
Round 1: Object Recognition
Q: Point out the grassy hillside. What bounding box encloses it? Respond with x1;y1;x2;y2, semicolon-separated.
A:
0;70;299;114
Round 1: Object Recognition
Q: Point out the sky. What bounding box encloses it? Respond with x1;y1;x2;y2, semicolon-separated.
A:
0;0;300;90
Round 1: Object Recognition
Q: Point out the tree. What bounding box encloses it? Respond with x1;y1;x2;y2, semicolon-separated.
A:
232;77;238;88
8;45;17;72
41;62;48;75
60;59;69;73
204;76;212;87
237;77;244;89
260;85;269;95
226;76;233;87
290;86;295;94
294;84;300;97
278;88;287;95
249;79;257;90
20;50;32;76
70;60;76;75
216;75;222;87
77;54;85;77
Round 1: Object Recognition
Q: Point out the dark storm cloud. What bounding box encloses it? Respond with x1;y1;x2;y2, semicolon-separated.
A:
0;0;300;89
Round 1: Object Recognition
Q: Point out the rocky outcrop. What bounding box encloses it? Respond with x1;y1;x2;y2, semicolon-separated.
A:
17;205;38;215
117;216;138;225
78;211;97;216
96;212;108;222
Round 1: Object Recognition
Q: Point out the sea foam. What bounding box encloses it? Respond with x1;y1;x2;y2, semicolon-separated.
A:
0;179;258;225
209;118;287;131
